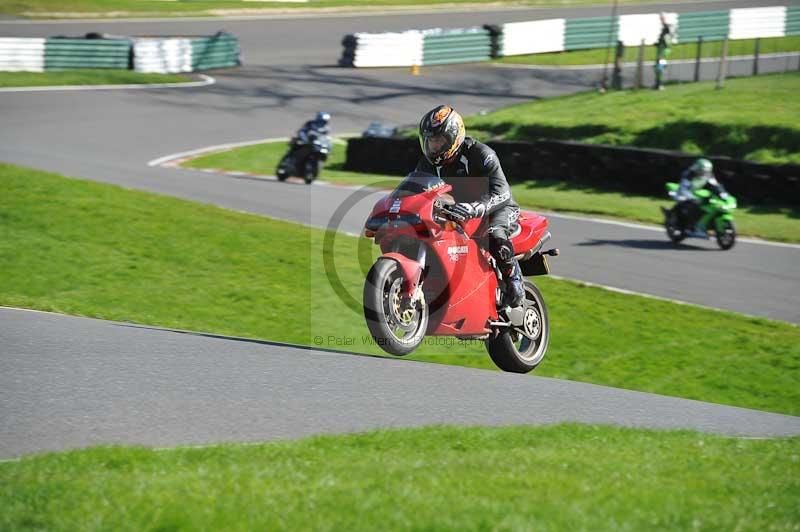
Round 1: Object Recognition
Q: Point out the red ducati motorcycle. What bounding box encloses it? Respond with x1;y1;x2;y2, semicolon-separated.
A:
363;172;558;373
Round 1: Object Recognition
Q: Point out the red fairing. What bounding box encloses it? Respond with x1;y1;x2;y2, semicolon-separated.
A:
512;211;549;253
382;252;423;296
427;237;498;335
364;176;549;337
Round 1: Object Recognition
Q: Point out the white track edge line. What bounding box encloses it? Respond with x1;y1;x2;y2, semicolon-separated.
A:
547;275;796;326
543;211;800;249
147;135;289;166
0;74;214;93
151;137;800;250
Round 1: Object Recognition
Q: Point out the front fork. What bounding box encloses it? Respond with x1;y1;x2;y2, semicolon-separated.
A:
714;213;734;233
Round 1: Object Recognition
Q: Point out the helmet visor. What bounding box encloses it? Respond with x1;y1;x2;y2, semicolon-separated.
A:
421;132;455;165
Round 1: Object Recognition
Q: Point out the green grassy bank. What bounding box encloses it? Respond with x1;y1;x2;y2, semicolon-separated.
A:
2;425;798;531
2;162;798;414
184;140;800;243
2;0;681;19
468;72;800;164
0;69;191;88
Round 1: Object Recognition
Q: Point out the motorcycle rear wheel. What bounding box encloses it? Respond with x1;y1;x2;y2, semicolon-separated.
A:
363;258;428;356
304;158;317;185
664;208;686;244
485;280;549;373
716;219;736;250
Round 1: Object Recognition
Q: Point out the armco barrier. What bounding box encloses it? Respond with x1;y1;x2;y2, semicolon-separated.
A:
422;27;492;65
0;38;45;72
344;137;800;205
44;37;131;70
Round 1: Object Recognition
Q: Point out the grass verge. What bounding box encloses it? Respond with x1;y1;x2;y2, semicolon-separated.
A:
2;0;686;18
497;35;800;66
468;72;800;165
2;162;799;414
0;69;192;88
183;140;800;243
1;424;799;530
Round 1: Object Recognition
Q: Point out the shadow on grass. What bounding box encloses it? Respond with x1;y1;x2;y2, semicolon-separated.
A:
576;238;715;251
470;122;622;142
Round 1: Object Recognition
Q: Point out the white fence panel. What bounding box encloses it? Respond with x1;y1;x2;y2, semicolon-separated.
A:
133;38;193;73
501;19;566;55
352;31;423;67
0;38;45;72
618;13;677;46
729;6;786;39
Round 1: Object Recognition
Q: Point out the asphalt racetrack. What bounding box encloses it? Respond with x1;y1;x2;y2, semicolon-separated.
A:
3;307;799;459
1;1;799;457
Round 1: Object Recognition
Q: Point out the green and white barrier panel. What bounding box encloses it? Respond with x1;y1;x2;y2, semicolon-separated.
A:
0;32;239;73
0;36;129;72
134;33;240;73
340;26;492;67
0;38;45;72
45;37;131;69
421;27;492;65
498;5;798;56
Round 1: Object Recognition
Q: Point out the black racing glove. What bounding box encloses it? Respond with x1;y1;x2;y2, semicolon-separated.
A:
448;202;486;222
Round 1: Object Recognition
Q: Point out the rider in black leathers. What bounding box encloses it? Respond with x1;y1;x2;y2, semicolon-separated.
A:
294;111;330;144
415;105;524;307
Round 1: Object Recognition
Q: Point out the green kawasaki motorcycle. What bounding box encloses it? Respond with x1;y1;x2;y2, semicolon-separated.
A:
661;182;738;250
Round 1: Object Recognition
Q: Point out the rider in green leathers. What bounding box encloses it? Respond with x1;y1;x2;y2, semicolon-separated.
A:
676;158;729;236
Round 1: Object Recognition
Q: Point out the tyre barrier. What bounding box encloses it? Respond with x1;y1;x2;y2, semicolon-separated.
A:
0;31;240;73
344;136;800;206
339;5;800;66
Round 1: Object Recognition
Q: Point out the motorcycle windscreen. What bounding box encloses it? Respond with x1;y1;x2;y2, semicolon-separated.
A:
391;172;446;198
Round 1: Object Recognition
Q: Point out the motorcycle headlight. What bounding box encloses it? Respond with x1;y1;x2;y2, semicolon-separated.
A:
365;214;422;232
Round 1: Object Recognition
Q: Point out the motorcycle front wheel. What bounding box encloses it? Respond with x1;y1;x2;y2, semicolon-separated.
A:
486;280;549;373
715;219;736;250
363;258;428;356
276;154;291;181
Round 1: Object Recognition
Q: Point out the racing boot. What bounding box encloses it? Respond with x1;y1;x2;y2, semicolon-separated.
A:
687;222;709;239
503;260;526;308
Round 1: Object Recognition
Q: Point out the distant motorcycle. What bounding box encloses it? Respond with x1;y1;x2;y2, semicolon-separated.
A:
276;130;332;184
661;182;737;250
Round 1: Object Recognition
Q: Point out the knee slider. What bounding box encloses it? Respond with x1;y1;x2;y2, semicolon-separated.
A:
489;230;515;263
